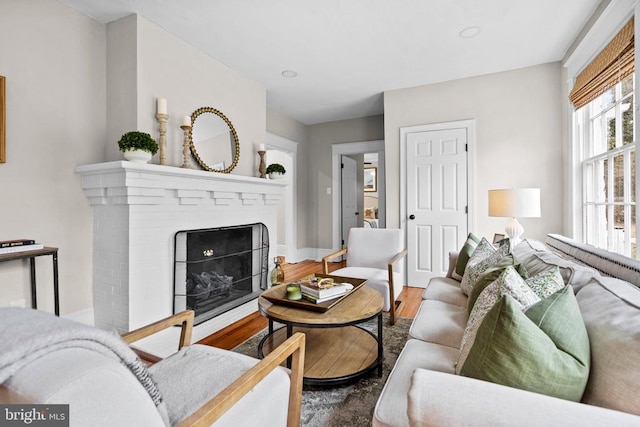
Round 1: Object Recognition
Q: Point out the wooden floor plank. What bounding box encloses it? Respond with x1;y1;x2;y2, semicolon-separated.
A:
197;260;424;349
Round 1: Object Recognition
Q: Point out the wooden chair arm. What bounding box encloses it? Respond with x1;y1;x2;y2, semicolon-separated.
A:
178;332;306;427
322;248;348;273
121;310;194;352
387;249;408;272
0;385;31;403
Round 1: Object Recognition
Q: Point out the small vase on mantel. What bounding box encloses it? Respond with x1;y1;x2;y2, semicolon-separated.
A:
124;149;152;163
269;172;283;180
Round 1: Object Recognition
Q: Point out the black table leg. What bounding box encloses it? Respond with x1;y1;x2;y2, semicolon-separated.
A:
52;251;59;316
286;324;293;368
378;312;383;377
29;257;37;310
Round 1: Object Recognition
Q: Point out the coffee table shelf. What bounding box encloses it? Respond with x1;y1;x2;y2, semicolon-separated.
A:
258;283;384;386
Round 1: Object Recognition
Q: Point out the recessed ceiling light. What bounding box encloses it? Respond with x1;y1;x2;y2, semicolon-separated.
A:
459;26;481;38
281;70;298;78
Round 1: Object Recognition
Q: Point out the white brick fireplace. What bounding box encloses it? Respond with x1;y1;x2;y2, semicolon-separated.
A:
75;161;285;344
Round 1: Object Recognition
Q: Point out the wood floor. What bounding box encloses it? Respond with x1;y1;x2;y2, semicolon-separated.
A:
196;260;423;350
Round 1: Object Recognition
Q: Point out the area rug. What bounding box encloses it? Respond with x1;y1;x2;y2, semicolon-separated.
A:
232;315;411;427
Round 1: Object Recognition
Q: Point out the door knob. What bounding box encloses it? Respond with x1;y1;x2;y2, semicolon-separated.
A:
409;214;416;220
355;212;360;215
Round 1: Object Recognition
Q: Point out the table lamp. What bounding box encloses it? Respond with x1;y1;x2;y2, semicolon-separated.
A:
488;188;541;248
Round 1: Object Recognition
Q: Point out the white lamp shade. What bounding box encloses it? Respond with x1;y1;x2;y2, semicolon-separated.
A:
488;188;541;218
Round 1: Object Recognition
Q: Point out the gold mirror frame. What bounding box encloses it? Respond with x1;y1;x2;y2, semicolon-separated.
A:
189;107;239;173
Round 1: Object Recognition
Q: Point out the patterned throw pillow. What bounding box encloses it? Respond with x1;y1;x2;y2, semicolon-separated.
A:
452;233;481;281
460;286;590;402
456;266;540;373
460;238;509;296
525;267;565;298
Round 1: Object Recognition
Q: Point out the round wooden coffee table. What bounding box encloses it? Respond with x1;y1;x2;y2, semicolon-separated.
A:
258;285;384;386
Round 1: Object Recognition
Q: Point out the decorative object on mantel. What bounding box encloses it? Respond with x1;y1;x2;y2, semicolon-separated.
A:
155;98;168;165
189;107;240;173
180;116;193;169
258;143;267;178
117;131;158;164
266;163;286;180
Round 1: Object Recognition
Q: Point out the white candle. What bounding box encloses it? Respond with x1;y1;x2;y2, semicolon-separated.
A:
157;98;167;115
258;144;265;152
182;116;191;127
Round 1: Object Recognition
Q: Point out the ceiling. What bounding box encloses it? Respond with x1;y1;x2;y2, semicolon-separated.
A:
59;0;601;125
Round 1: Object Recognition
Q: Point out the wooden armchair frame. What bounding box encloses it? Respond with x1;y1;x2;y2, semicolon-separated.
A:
123;310;305;427
322;248;407;324
1;310;305;427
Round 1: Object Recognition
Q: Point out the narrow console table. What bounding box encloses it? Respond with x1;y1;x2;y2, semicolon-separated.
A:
0;247;59;315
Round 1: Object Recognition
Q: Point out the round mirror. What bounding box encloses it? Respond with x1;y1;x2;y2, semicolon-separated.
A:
189;107;240;173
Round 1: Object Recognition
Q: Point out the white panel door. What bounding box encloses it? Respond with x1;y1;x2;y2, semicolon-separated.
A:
341;156;358;248
406;128;468;285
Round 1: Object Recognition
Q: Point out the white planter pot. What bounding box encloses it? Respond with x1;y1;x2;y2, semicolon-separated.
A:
269;172;284;180
124;149;152;163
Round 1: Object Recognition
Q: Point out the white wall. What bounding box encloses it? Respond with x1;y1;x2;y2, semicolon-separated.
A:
384;63;564;242
0;0;106;315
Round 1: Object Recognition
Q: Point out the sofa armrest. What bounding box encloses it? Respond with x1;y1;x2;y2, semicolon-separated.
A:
407;369;640;427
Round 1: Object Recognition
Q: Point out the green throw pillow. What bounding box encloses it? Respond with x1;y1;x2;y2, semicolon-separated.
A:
452;233;481;281
459;286;590;402
466;254;528;315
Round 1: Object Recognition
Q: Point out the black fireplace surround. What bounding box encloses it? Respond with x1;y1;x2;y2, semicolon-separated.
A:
174;223;269;325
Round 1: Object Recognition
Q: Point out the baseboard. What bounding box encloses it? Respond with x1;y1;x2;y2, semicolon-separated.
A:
63;308;94;326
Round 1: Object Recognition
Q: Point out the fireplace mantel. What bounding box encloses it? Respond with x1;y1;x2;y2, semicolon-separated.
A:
76;161;285;344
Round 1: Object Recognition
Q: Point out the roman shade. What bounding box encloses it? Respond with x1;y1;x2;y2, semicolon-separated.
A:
569;18;634;109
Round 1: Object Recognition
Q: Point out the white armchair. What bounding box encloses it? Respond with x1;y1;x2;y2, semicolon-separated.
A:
0;308;305;427
323;228;407;324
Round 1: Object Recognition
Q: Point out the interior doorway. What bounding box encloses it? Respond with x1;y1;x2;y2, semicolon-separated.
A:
331;140;385;251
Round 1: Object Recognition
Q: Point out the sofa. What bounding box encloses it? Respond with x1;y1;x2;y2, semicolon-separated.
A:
373;234;640;426
0;309;305;427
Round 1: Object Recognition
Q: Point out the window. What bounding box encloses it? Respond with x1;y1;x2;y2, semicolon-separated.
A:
576;74;637;258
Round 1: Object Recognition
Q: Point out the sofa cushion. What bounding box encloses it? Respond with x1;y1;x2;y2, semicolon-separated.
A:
456;266;540;373
577;277;640;415
409;300;467;348
149;344;291;426
372;339;458;427
460;286;590;401
445;251;458;279
460;238;509;296
422;277;467;307
513;239;600;293
452;233;481;281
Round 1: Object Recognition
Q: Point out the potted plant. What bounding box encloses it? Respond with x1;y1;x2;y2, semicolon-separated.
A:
117;131;159;163
266;163;286;179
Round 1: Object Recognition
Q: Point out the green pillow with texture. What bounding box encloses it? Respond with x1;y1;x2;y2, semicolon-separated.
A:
466;254;527;315
452;233;481;281
460;286;590;401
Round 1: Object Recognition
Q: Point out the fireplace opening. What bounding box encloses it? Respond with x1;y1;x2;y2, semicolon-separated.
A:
174;223;269;325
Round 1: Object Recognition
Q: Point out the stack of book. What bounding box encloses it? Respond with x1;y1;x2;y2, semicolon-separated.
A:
300;278;354;304
0;239;44;255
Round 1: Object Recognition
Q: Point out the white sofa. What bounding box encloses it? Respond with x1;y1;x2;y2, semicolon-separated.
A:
373;234;640;427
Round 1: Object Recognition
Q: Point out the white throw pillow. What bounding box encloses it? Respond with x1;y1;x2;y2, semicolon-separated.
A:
460;238;509;296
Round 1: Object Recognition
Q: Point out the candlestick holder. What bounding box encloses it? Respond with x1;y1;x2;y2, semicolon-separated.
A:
180;124;193;169
258;150;266;178
155;113;169;165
